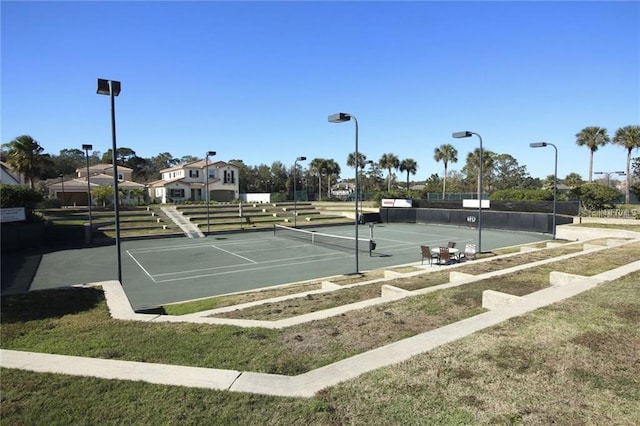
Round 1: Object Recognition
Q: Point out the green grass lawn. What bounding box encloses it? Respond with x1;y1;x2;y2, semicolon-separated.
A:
2;270;638;424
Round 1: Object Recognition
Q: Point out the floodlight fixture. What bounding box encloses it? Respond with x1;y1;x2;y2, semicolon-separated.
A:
452;131;473;139
328;112;351;123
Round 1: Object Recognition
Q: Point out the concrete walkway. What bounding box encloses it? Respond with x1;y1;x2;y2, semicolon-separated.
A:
160;206;204;238
2;237;639;398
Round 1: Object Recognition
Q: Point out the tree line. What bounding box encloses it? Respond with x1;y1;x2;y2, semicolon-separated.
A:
2;125;639;203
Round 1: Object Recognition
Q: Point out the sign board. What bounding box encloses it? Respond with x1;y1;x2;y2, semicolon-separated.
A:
1;207;26;223
381;199;413;208
462;199;490;209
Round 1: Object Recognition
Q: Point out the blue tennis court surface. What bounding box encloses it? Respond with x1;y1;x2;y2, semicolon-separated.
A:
19;223;549;310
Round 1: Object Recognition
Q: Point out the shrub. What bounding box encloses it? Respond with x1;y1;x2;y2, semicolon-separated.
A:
577;183;624;210
489;189;553;201
0;184;44;220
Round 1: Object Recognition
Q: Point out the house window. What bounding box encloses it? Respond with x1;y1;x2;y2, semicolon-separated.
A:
208;170;215;179
155;188;163;197
224;170;235;184
189;170;199;178
170;188;185;198
117;173;124;180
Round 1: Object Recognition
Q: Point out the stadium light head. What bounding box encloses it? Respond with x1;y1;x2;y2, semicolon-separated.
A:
530;142;547;148
452;131;473;139
97;79;121;96
82;144;93;151
296;156;307;161
206;151;216;157
328;112;351;123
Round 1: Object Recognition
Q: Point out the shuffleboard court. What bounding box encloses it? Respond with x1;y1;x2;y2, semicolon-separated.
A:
6;223;550;310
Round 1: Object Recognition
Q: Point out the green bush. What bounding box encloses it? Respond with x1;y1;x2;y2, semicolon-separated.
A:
0;184;44;219
577;183;624;210
38;198;63;208
489;189;552;201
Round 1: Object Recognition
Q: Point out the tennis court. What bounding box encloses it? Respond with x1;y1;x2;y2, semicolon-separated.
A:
14;222;549;310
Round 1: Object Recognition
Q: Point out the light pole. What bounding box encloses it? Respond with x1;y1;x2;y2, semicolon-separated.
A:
361;160;374;214
205;151;216;234
594;171;625;187
97;78;122;284
530;142;558;239
293;156;306;228
452;130;483;253
82;144;93;238
329;112;360;273
59;174;65;208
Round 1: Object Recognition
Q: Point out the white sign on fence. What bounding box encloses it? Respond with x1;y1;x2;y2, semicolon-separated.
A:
0;207;26;223
462;199;490;209
381;199;413;208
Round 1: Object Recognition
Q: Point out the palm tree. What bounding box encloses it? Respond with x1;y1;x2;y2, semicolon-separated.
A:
2;135;48;188
399;158;418;193
433;144;458;199
563;172;584;189
613;125;640;204
324;159;340;198
575;126;610;182
309;158;327;201
346;152;367;170
379;153;399;192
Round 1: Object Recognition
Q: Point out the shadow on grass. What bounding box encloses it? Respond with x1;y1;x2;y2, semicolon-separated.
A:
0;287;104;324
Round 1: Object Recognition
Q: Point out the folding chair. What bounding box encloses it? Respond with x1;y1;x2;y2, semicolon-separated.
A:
447;241;457;249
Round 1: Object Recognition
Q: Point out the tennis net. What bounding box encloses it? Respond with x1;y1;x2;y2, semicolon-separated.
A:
274;224;375;255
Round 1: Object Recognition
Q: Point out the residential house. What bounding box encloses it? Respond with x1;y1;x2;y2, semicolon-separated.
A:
0;161;25;186
148;160;239;203
47;164;145;206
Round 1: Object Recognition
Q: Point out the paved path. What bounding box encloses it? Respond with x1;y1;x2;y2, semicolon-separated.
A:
160;206;204;238
2;236;639;398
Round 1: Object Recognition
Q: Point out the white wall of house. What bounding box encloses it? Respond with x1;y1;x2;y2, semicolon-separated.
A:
151;160;240;204
0;162;25;185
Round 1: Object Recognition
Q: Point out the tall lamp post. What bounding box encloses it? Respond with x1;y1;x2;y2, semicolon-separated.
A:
97;78;122;284
530;142;558;239
362;160;374;213
329;112;360;273
82;144;93;238
59;174;65;208
594;170;625;187
293;156;306;227
452;130;483;253
205;151;216;234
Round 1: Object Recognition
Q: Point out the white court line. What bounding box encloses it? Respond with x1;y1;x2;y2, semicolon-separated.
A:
126;251;157;282
210;244;258;264
152;251;342;278
153;253;349;283
128;243;215;254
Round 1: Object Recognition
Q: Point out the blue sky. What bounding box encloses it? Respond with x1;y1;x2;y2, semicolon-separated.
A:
2;1;639;182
